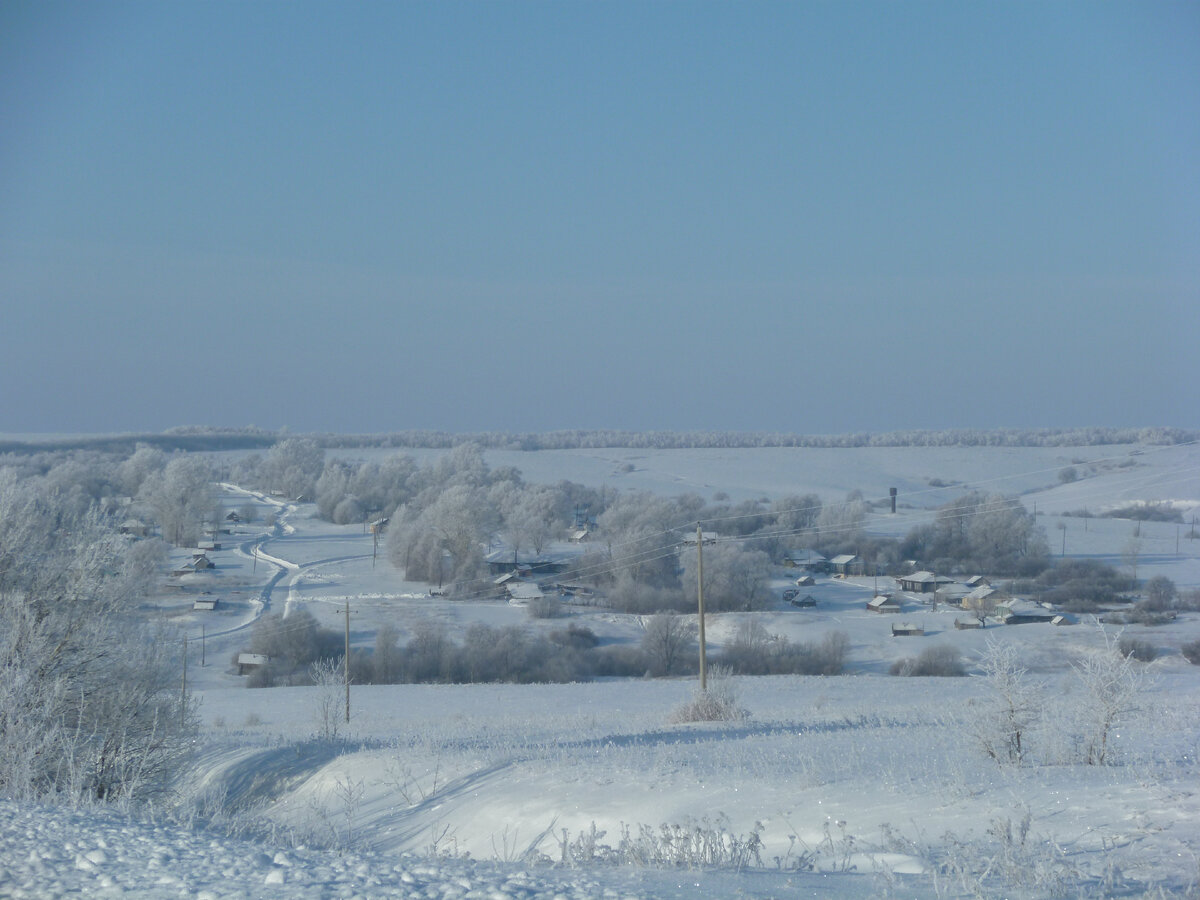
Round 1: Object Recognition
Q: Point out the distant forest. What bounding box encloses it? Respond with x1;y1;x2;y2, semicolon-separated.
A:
1;425;1194;457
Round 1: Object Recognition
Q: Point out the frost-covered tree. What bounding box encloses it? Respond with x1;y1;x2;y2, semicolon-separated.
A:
680;542;772;612
972;640;1042;765
901;492;1047;575
0;471;194;802
262;438;324;499
116;443;166;498
143;454;213;546
388;484;489;587
1071;629;1148;766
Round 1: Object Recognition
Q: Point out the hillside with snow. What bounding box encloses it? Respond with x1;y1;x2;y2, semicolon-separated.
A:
4;438;1200;898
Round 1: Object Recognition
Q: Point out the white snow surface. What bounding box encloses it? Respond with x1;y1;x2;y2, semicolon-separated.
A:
6;442;1200;898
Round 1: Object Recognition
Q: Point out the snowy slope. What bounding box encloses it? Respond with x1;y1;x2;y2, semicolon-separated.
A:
7;441;1200;898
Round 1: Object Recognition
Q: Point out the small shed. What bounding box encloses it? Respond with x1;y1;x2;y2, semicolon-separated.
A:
790;594;817;608
891;622;925;637
867;595;901;613
505;582;545;605
954;617;984;629
794;574;817;587
193;597;218;611
1051;614;1076;626
120;519;149;537
236;653;269;675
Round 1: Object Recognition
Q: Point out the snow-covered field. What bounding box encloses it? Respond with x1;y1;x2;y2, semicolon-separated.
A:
5;441;1200;898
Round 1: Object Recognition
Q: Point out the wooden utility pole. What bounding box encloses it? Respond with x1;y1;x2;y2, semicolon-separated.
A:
201;625;206;667
180;635;188;726
344;602;351;724
696;523;707;693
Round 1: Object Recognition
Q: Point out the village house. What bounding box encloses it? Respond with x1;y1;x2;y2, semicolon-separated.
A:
897;571;955;593
782;549;828;572
997;599;1057;625
829;554;862;576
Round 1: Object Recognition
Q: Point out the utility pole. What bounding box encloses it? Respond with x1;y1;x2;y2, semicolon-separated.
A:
201;625;206;667
180;635;188;726
696;523;707;693
344;601;351;724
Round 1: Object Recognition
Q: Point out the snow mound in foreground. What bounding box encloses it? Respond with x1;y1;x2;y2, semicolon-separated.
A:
0;800;886;900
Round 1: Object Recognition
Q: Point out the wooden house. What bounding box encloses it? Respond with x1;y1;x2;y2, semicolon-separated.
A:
867;594;901;613
830;554;862;576
898;571;955;593
783;550;828;572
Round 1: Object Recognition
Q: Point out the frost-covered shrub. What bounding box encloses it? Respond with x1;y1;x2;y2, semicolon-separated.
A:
1117;636;1157;662
890;644;966;677
669;668;745;724
550;623;599;650
526;595;561;619
1182;640;1200;666
718;628;849;676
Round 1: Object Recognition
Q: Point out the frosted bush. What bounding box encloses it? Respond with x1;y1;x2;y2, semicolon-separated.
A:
669;667;746;724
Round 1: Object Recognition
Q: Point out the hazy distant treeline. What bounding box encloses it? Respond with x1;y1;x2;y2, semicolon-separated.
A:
2;424;1193;456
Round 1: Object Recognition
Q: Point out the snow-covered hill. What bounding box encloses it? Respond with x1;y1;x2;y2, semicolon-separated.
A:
6;440;1200;898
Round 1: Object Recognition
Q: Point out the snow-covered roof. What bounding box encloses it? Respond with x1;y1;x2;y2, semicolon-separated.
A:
785;549;826;564
966;585;999;601
902;571;953;584
830;554;858;565
506;582;544;602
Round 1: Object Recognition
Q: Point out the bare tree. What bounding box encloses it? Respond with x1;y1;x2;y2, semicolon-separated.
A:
641;613;697;677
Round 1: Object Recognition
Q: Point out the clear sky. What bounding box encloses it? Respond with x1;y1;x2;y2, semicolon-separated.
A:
1;1;1197;435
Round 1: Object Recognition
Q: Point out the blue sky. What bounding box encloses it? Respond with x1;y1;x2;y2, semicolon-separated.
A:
2;1;1197;435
